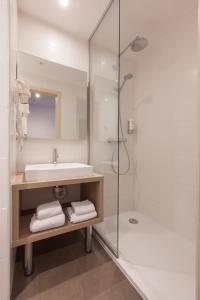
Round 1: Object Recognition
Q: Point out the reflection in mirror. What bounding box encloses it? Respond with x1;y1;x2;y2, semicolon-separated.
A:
29;88;60;139
17;52;87;140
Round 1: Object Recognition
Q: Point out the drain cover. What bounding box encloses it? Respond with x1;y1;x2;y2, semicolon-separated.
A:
129;218;138;224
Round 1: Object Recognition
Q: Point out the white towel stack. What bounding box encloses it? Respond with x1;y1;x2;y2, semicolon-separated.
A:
66;200;97;223
30;200;65;233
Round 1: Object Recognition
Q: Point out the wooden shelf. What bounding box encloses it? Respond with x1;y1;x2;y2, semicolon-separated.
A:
13;214;102;247
12;173;103;190
12;173;104;248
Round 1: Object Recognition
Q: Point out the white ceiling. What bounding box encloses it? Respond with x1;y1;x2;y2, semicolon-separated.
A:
18;0;195;60
18;0;111;40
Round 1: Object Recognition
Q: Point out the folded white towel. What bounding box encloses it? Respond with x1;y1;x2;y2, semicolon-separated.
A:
36;200;62;220
66;207;97;224
30;212;65;233
71;200;95;216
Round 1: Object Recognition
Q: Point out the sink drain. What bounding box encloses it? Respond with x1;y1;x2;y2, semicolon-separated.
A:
129;218;138;224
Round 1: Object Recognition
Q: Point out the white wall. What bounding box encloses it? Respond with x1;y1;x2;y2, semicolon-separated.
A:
118;58;136;214
89;44;120;218
9;0;18;292
10;1;17;181
89;41;136;216
9;0;18;289
18;12;88;72
17;13;88;172
0;0;17;298
88;0;198;248
120;4;198;241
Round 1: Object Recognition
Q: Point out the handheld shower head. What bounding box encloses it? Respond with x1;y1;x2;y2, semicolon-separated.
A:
114;73;134;92
117;73;133;92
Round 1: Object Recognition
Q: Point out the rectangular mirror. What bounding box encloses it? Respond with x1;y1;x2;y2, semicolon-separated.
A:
17;52;87;140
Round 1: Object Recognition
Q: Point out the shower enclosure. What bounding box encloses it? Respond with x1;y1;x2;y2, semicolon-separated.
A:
89;0;198;299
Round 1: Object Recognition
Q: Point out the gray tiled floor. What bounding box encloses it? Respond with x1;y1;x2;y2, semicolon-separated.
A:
12;232;143;300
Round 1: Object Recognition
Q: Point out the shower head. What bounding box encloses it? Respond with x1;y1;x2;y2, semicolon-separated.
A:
131;36;148;52
120;36;148;56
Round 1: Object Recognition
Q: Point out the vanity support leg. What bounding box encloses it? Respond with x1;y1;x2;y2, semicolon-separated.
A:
24;243;33;276
85;225;92;253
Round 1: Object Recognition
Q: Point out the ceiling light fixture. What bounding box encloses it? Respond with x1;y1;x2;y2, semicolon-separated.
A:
59;0;69;7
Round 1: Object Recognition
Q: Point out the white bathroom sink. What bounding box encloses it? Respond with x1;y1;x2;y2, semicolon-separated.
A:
25;163;94;182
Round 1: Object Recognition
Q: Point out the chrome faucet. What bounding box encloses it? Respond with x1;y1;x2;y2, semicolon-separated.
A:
52;148;59;164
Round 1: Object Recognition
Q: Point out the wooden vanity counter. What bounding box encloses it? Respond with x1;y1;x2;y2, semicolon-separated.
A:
12;173;104;247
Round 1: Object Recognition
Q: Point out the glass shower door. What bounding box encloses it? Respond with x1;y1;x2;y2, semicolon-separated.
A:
89;0;120;255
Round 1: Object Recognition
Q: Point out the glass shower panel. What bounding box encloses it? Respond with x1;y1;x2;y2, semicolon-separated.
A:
119;0;197;299
89;0;120;255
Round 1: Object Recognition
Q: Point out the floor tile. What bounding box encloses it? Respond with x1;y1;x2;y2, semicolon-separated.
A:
12;232;143;300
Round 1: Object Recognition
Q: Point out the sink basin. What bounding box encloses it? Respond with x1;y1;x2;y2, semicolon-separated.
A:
25;163;94;182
